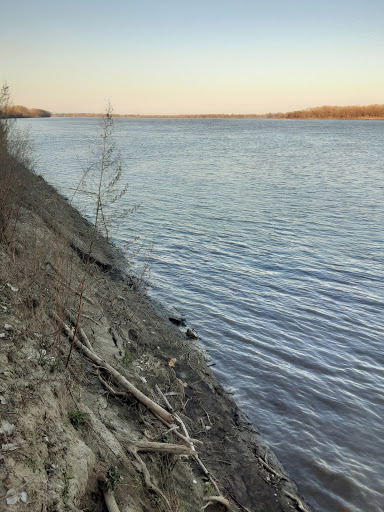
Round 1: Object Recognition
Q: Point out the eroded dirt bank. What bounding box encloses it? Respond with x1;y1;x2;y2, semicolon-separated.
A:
0;165;316;511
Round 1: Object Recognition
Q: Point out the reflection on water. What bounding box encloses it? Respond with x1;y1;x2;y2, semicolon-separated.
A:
21;117;384;512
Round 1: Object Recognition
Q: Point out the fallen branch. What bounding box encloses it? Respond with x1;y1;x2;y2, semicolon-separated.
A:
131;440;194;456
52;312;173;424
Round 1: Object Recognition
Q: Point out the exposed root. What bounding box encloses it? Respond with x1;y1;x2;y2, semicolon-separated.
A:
98;373;130;398
103;490;121;512
131;450;171;511
258;455;282;479
53;312;236;511
64;307;94;352
157;386;224;500
284;490;309;512
202;495;232;510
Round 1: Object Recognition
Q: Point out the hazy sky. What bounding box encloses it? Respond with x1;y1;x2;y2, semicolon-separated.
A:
1;0;383;114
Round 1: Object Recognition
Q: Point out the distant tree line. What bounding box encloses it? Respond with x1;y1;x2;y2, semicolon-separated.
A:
53;105;384;120
270;104;384;120
4;105;51;118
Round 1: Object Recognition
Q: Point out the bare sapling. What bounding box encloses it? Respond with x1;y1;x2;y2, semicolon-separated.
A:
65;103;130;367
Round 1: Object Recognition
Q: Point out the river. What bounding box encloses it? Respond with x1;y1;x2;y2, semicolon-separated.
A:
19;117;384;512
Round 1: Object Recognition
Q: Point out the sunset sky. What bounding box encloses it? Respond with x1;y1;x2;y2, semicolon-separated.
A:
1;0;383;114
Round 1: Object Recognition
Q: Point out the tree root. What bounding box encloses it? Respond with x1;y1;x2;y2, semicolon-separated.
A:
202;496;232;510
53;312;234;511
84;403;171;510
258;455;283;479
103;490;121;512
157;385;230;506
64;308;94;352
284;490;309;512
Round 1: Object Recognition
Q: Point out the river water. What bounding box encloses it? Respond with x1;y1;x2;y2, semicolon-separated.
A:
19;117;384;512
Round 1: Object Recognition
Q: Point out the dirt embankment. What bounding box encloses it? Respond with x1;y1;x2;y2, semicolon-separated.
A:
0;164;316;511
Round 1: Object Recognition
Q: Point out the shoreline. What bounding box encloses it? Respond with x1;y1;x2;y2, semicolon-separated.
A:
51;114;384;120
0;164;316;511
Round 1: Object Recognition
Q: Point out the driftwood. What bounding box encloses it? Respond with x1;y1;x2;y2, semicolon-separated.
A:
53;312;173;423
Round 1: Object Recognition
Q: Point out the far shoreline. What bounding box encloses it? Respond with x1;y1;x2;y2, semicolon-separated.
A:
51;113;384;120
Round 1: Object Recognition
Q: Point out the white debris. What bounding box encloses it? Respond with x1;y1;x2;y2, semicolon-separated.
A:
1;443;18;451
0;420;15;435
140;376;147;383
0;333;5;338
5;488;27;505
0;395;9;404
6;284;18;292
205;425;212;431
6;490;19;506
4;324;13;331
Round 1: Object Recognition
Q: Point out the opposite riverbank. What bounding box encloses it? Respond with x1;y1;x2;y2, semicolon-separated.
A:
0;146;316;511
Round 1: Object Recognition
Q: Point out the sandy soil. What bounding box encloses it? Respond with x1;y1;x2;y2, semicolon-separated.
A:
0;167;316;511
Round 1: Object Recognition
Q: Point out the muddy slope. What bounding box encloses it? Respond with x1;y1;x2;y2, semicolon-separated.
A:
0;166;316;512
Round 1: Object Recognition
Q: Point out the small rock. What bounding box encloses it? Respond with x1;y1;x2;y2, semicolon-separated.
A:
186;328;198;340
0;395;9;405
0;420;15;435
5;489;27;505
169;316;186;327
0;333;5;339
7;284;18;293
4;324;13;331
